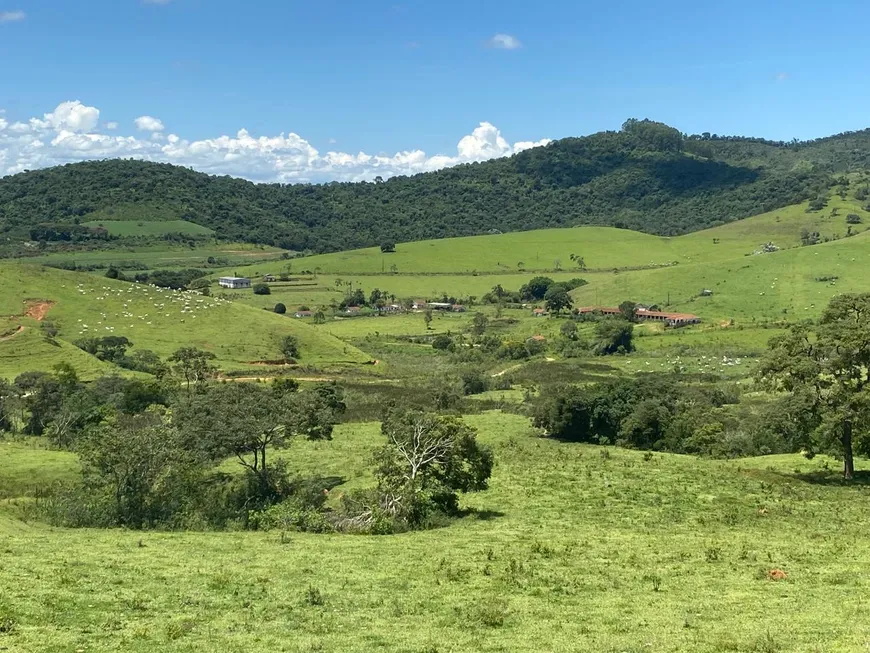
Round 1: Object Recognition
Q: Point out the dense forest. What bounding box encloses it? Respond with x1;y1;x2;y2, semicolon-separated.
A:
2;119;868;253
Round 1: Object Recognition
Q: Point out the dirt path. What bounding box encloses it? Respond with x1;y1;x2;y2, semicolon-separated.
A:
492;363;524;378
0;326;24;341
23;300;55;321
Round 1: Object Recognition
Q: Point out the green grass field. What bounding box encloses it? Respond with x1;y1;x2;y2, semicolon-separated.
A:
24;243;287;270
234;194;870;275
81;219;214;237
0;262;371;378
2;411;870;652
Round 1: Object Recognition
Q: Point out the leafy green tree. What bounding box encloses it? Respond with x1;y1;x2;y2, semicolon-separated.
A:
757;293;870;479
423;308;433;330
432;334;452;351
618;300;638;322
544;285;572;314
274;302;287;314
253;282;271;295
280;335;300;361
560;320;578;340
380;241;396;253
168;347;217;397
593;319;634;355
520;276;555;301
77;413;202;528
471;312;489;336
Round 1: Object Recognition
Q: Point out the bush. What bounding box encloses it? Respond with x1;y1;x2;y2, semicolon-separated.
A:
253;283;271;295
431;334;453;351
846;214;862;224
274;302;287;314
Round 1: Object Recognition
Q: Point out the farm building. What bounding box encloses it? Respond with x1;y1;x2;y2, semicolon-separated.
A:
412;299;428;310
218;276;251;289
428;302;453;311
263;274;277;282
577;306;701;327
294;310;313;318
344;306;362;314
532;308;548;317
378;304;403;314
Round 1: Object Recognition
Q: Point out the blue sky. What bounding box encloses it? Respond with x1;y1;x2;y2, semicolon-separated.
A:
1;0;869;181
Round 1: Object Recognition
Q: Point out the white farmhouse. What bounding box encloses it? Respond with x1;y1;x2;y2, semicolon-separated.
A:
218;276;251;289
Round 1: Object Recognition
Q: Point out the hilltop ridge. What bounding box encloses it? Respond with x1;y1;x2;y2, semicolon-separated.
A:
3;119;868;255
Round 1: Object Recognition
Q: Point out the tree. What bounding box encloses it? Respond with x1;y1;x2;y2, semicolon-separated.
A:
313;310;326;324
380;241;396;253
375;409;493;521
74;335;133;364
560;320;578;340
280;335;300;361
176;382;343;485
569;253;587;270
253;283;271;295
423;308;433;330
471;312;489;336
618;300;638;322
544;285;572;314
757;294;870;479
78;413;202;528
593;319;634;355
168;347;217;397
432;334;452;351
520;276;554;301
274;302;287;314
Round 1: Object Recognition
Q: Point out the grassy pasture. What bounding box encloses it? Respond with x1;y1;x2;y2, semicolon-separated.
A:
240;195;870;275
0;262;371;378
572;230;870;322
81;219;214;237
22;243;286;270
2;411;870;652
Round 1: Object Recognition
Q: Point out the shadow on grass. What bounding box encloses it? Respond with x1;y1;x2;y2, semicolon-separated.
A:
789;469;870;487
459;508;506;521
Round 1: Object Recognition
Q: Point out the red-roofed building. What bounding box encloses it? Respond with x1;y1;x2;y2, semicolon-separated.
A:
578;306;700;327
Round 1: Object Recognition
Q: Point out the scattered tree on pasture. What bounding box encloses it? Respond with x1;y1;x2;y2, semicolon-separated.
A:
757;293;870;479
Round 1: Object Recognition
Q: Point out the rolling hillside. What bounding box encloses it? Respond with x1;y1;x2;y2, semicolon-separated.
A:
248;191;870;274
5;119;868;254
0;263;371;378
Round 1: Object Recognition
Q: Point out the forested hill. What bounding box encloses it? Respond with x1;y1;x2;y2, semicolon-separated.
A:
1;119;868;253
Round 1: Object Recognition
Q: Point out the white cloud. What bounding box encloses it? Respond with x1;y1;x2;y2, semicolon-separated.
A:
105;121;119;130
487;33;522;50
134;115;165;132
0;10;25;23
0;101;551;182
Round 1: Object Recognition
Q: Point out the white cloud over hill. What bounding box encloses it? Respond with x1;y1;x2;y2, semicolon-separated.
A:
0;100;551;183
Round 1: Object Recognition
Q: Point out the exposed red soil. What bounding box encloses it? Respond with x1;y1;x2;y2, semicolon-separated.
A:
767;569;788;581
23;300;55;321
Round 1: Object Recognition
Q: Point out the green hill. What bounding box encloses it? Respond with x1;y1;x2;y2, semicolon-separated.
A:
248;191;869;275
5;119;869;254
0;263;371;378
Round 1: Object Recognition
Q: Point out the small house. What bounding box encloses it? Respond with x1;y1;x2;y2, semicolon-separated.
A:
218;276;251;289
532;308;548;317
344;306;362;314
294;310;313;318
263;274;277;282
412;299;428;310
451;304;466;312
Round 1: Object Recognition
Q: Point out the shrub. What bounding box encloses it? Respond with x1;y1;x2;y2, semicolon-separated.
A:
431;334;452;351
846;214;862;224
274;302;287;314
253;283;271;295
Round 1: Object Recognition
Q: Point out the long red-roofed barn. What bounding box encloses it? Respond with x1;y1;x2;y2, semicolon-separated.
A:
577;306;700;327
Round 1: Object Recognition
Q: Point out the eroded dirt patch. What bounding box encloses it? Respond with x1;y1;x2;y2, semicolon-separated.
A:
23;300;55;321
